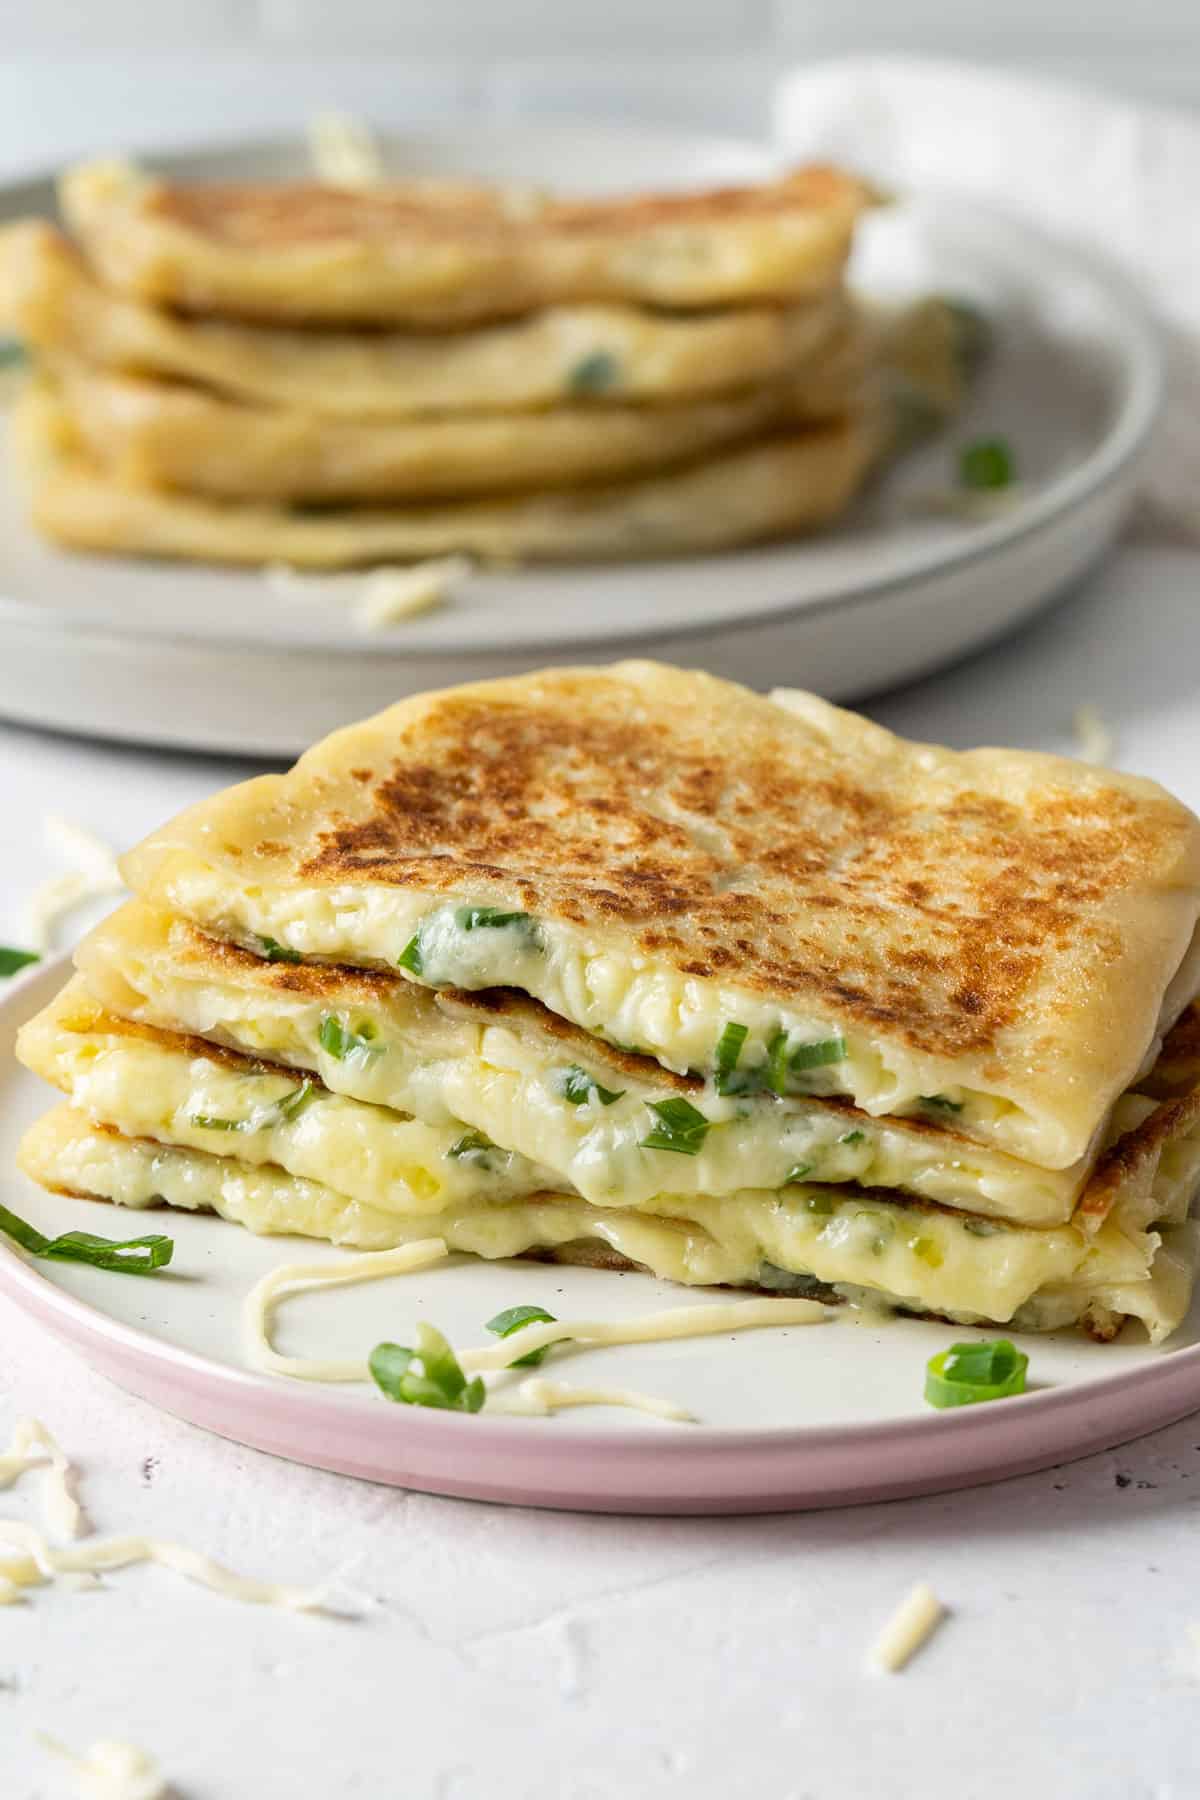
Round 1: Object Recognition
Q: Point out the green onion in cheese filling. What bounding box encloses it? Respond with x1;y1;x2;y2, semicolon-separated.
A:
396;933;424;975
255;935;301;964
0;1198;172;1275
318;1014;384;1064
766;1030;847;1095
783;1163;813;1185
370;1325;485;1414
557;1065;625;1107
485;1303;557;1368
0;946;39;977
921;1093;964;1114
640;1097;710;1156
567;349;620;395
839;1129;865;1145
447;1130;500;1169
713;1021;750;1096
189;1079;316;1134
457;906;534;934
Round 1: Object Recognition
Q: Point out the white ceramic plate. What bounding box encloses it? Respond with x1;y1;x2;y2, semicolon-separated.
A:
0;123;1163;757
3;958;1200;1515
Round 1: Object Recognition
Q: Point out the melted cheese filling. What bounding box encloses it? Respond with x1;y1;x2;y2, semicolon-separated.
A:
156;876;1064;1156
22;1106;1200;1342
69;948;1137;1227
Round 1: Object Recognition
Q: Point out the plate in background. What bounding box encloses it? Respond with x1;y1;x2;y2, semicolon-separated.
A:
0;123;1163;757
3;958;1199;1516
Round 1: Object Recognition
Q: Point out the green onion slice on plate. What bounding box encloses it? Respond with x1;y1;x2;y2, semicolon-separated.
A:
0;1200;172;1275
485;1303;557;1368
924;1338;1029;1408
369;1324;485;1413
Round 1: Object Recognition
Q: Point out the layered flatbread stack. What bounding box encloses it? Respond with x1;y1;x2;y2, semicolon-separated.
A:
0;159;973;567
17;662;1200;1343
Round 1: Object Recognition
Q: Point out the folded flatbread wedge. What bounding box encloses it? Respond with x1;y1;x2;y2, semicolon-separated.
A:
0;220;847;415
119;664;1200;1171
59;159;872;326
48;351;866;503
13;386;877;566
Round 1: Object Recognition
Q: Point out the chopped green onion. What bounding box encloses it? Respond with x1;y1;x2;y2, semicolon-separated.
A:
369;1324;485;1413
447;1130;496;1166
0;1199;172;1275
0;946;39;978
839;1129;865;1145
557;1065;625;1107
318;1014;383;1063
961;1217;998;1237
640;1096;710;1156
255;935;301;964
189;1080;316;1135
567;349;620;396
788;1036;846;1071
396;933;424;975
959;438;1015;491
457;906;531;932
924;1339;1028;1409
485;1303;557;1368
766;1031;846;1094
714;1021;750;1095
921;1093;963;1114
783;1163;813;1184
0;338;26;369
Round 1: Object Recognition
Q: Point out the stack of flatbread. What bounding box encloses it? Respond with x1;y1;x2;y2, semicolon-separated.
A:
0;159;971;568
17;662;1200;1344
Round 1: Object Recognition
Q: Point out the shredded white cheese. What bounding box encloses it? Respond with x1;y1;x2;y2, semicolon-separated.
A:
0;1517;329;1612
25;815;124;952
246;1246;823;1420
867;1583;946;1672
1072;702;1116;766
459;1296;826;1375
308;111;384;188
244;1238;451;1382
40;1735;168;1800
902;486;1025;521
505;1378;693;1423
264;556;471;631
7;1417;86;1540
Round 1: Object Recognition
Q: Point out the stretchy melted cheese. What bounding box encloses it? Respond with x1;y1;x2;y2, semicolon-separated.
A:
120;664;1200;1168
20;1106;1200;1343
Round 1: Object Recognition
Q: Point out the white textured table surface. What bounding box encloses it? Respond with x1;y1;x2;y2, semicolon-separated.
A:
6;549;1200;1800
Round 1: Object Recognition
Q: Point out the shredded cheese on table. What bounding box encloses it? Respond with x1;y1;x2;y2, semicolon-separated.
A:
867;1583;946;1672
0;1415;334;1613
40;1736;167;1800
308;111;384;187
1072;702;1116;766
25;815;124;952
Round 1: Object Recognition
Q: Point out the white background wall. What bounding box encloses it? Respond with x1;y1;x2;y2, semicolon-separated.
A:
0;0;1197;174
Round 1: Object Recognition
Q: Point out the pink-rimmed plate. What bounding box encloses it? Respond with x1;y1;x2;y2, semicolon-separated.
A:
3;957;1199;1513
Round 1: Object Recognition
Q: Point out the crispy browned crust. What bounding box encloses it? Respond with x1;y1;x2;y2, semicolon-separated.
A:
1078;1063;1200;1224
154;166;868;249
292;673;1196;1064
